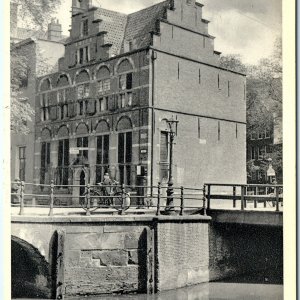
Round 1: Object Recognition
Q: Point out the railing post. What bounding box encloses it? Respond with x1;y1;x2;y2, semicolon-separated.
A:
86;184;91;216
202;185;207;216
120;184;126;215
19;181;25;216
241;185;245;211
156;183;161;216
207;185;211;210
233;186;236;208
276;186;280;212
49;180;55;217
180;186;184;216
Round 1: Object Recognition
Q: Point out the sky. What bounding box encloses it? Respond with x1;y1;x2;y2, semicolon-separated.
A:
54;0;282;65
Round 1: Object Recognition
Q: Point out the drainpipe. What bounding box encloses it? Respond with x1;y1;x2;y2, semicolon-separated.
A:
150;49;157;196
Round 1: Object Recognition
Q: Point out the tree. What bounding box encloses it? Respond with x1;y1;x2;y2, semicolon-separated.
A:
220;37;283;183
13;0;62;29
11;0;61;134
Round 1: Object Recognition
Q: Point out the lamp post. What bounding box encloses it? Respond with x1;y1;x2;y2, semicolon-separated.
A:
165;116;179;214
267;158;276;184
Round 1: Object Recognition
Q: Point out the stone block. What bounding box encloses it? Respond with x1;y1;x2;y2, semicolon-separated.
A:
66;226;104;234
66;233;125;250
124;232;141;249
79;257;100;268
66;250;81;267
92;250;128;266
81;250;92;258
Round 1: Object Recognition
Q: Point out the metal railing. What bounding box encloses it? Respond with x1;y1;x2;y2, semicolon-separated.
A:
10;181;206;217
205;183;283;212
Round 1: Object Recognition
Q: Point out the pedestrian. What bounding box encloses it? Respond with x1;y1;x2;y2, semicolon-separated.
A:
11;178;21;204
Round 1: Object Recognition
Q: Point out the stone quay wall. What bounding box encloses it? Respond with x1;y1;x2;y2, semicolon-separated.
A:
11;215;211;298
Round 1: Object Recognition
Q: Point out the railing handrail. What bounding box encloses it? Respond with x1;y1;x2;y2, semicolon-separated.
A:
205;183;283;188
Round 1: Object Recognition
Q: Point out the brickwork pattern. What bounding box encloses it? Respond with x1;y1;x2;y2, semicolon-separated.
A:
156;222;209;291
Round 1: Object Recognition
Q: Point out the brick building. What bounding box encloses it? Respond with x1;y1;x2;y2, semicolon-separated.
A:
34;0;246;202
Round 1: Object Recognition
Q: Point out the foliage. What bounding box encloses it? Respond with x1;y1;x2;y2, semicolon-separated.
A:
13;0;62;29
220;37;283;183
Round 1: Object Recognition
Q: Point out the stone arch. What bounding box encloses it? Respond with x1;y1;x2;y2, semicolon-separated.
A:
11;236;51;298
116;116;133;131
57;125;69;139
95;120;110;134
74;69;91;84
76;122;89;135
116;58;134;74
41;127;52;141
56;73;71;88
95;65;110;80
39;77;52;92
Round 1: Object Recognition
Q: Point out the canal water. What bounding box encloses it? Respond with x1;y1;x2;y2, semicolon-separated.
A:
17;282;283;300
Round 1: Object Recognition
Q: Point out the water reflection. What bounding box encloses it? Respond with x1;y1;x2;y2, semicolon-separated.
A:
67;283;283;300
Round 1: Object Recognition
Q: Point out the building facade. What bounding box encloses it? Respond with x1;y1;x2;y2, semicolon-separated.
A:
11;19;66;187
34;0;246;202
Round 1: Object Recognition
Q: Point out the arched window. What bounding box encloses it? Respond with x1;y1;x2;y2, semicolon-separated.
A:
117;59;134;109
96;66;110;94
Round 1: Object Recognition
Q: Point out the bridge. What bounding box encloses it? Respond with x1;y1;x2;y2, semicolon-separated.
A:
11;181;283;299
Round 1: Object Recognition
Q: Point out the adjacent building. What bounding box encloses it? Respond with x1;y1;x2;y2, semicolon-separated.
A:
10;12;66;188
34;0;246;202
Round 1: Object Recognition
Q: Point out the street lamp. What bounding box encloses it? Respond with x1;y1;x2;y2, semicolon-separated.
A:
267;158;276;184
165;116;179;214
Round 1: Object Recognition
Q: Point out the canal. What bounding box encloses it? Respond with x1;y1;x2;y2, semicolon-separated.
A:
16;282;283;300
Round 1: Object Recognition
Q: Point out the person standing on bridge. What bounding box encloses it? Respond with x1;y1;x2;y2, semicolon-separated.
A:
11;178;21;204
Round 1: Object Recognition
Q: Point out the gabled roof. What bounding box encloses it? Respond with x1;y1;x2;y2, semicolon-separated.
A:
124;1;171;49
92;0;171;55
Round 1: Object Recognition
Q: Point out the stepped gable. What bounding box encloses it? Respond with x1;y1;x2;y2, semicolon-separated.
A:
94;7;128;56
124;0;171;49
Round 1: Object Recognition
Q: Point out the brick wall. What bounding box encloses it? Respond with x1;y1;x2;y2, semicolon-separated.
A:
155;217;210;291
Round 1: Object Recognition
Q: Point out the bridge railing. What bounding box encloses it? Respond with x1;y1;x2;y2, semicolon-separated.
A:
204;183;283;212
10;181;206;217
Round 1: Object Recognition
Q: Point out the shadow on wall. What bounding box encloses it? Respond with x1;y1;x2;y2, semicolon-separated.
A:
11;236;52;299
209;223;283;284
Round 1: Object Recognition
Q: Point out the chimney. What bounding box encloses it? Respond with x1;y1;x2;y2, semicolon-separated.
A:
47;18;62;42
10;2;18;37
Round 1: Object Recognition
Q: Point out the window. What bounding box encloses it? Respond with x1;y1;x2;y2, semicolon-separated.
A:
258;146;267;159
40;142;50;184
118;132;132;185
97;79;110;94
57;89;66;103
265;130;271;139
250;133;257;140
119;73;132;90
18;147;26;181
57;139;69;186
77;83;90;99
40;93;50;121
85;46;89;62
118;94;126;109
160;131;169;181
251;146;257;160
60;104;68;119
77;137;89;161
78;100;86;116
127;92;132;106
20;68;29;88
96;135;109;183
81;19;89;36
79;48;84;64
99;97;108;112
258;132;264;140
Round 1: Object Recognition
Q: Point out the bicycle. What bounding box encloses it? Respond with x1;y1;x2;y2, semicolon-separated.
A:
81;181;131;213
